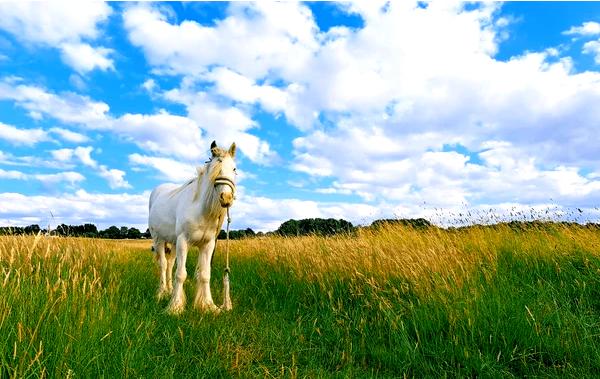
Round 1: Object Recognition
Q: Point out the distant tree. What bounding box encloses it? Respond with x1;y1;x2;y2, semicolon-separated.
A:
277;218;354;236
370;218;432;229
82;223;98;237
24;224;41;234
217;227;256;240
101;226;121;239
143;228;151;238
56;223;70;236
278;219;300;236
126;227;142;239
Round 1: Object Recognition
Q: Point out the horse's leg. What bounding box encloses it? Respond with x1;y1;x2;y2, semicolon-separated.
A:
154;240;169;300
193;238;219;312
165;244;175;293
167;234;188;315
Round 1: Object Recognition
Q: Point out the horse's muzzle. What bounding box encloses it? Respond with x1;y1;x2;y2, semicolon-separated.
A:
214;177;236;207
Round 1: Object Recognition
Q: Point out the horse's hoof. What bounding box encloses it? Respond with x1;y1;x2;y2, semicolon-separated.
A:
195;302;220;314
156;289;170;301
166;301;185;315
220;304;232;312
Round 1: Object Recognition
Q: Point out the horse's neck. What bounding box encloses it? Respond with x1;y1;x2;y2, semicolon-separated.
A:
193;174;225;224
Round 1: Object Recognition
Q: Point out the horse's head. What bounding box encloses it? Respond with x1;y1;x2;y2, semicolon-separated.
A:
209;140;237;208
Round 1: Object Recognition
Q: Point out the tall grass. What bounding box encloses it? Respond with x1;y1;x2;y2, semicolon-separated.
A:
1;223;600;377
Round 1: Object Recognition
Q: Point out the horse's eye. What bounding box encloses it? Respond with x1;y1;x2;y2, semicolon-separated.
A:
233;168;238;175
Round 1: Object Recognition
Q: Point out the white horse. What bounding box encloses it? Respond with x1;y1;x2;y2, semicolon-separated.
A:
148;141;237;314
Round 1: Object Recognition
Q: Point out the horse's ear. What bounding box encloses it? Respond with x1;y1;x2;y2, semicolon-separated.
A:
210;140;218;157
228;142;236;157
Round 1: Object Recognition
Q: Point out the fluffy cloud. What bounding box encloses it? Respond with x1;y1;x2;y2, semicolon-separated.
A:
59;42;114;74
0;122;49;145
277;3;600;212
123;2;318;79
49;127;90;143
163;86;276;163
583;40;600;64
0;168;84;185
34;171;86;186
50;146;131;189
0;2;114;73
563;21;600;36
0;168;27;180
0;150;73;170
0;78;111;126
0;190;149;230
97;167;131;190
564;21;600;65
129;153;196;182
113;112;206;161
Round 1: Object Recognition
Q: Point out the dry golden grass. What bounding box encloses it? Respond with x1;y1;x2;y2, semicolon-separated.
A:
1;223;600;377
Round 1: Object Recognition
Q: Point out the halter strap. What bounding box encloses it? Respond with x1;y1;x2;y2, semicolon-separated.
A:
214;176;236;197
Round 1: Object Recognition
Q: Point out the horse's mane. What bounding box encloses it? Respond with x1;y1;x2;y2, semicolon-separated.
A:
168;155;226;211
168;166;206;200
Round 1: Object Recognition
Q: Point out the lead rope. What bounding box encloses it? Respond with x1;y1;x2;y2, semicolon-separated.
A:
221;207;232;311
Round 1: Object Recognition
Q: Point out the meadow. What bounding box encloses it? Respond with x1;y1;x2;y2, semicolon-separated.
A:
1;223;600;378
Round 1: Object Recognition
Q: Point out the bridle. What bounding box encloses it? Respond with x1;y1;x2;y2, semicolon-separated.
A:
214;176;236;199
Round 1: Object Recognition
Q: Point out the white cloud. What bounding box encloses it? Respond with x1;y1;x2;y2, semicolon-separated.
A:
0;190;149;230
129;153;196;182
271;4;600;211
34;171;85;185
49;127;90;143
0;168;84;185
0;168;27;180
0;79;111;127
50;148;74;162
0;122;49;145
114;112;206;161
563;21;600;36
207;67;289;114
0;2;111;45
141;78;156;92
123;2;318;79
74;146;97;167
0;79;233;166
163;86;277;164
97;167;131;190
60;42;114;74
0;2;114;73
49;146;131;189
0;150;73;169
583;40;600;64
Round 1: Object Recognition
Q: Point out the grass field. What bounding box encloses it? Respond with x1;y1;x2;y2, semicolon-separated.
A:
1;223;600;377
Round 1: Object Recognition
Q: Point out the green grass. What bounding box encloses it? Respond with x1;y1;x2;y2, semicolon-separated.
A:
1;224;600;377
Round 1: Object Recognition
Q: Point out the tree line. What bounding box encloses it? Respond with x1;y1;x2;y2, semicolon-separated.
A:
0;223;151;239
0;217;439;239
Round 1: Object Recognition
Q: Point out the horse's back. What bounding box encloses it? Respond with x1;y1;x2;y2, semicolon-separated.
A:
149;183;180;242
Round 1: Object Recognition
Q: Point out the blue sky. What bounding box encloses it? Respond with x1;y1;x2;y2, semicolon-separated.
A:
1;1;600;231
